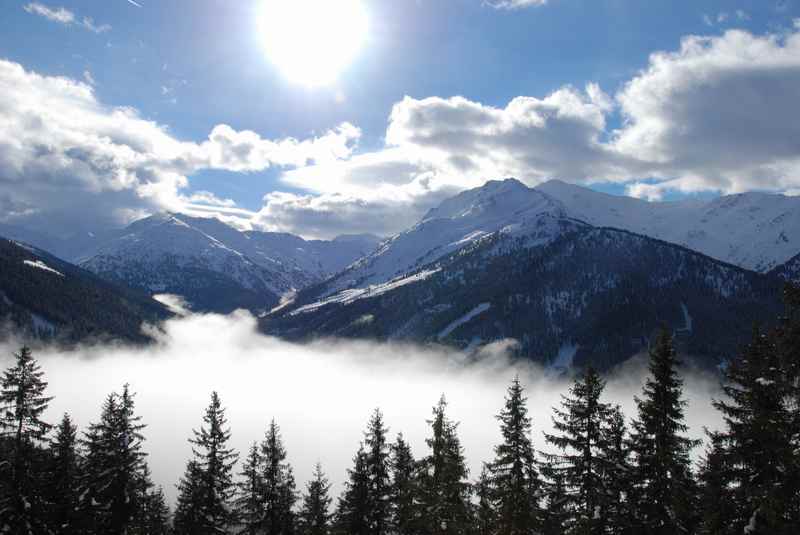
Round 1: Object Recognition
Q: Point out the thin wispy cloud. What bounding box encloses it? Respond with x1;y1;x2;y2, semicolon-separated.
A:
126;0;143;7
23;2;111;33
23;2;74;24
484;0;547;9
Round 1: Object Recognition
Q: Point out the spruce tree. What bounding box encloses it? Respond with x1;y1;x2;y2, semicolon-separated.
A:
130;465;171;535
363;409;391;535
543;367;612;535
235;442;265;535
173;460;204;534
766;284;800;528
489;376;540;535
260;419;297;535
80;384;148;535
628;330;699;535
0;345;52;535
713;327;797;534
539;461;569;535
390;433;419;535
418;395;473;535
143;486;172;535
298;463;332;535
176;391;238;534
474;466;497;535
334;445;370;535
600;405;633;535
46;413;82;535
696;431;734;535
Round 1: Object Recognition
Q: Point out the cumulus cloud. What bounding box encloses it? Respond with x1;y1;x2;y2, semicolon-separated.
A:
200;122;360;173
270;25;800;234
0;310;724;504
24;3;111;33
252;188;454;239
613;28;800;194
0;59;358;235
7;24;800;239
267;84;633;236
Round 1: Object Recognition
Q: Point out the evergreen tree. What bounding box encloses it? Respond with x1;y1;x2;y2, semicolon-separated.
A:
418;396;473;535
45;413;82;535
474;466;497;535
173;460;204;534
696;431;734;535
539;461;569;535
543;367;612;535
80;384;148;535
390;433;420;535
235;442;264;535
766;284;800;528
334;445;370;535
363;409;391;535
130;466;171;535
260;419;297;535
0;345;52;535
298;463;332;535
143;486;172;534
628;330;699;535
488;376;540;535
601;405;633;535
713;327;797;534
175;391;238;534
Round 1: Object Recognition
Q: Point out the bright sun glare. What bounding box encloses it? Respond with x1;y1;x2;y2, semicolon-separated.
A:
258;0;368;87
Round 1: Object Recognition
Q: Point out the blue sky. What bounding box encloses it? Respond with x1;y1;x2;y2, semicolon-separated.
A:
1;0;800;238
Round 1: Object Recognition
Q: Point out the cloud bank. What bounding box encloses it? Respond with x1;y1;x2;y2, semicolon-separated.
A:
3;24;800;237
0;59;358;234
0;311;723;505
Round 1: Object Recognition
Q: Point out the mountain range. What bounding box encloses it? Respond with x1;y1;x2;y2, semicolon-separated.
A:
3;178;799;368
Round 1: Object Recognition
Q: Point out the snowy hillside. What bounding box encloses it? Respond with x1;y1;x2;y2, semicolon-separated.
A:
266;226;784;369
299;178;800;310
0;239;169;342
537;180;800;272
77;213;379;313
309;178;569;297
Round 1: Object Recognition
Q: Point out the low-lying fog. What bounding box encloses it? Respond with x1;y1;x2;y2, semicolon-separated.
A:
0;310;724;505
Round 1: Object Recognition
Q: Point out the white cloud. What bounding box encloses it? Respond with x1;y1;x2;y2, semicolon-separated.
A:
81;17;112;34
199;122;360;173
0;60;359;235
24;3;111;33
252;188;454;239
484;0;548;9
23;2;74;24
7;24;800;239
261;21;800;233
613;28;800;194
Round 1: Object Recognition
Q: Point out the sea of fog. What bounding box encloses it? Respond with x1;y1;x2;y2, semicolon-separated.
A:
0;309;724;505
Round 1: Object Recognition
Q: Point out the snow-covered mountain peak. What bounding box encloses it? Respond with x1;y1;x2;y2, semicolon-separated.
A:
422;177;541;221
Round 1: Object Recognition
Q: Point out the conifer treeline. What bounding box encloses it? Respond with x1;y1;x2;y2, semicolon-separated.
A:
1;287;800;534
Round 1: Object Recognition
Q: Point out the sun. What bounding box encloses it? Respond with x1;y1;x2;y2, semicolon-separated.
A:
258;0;368;87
